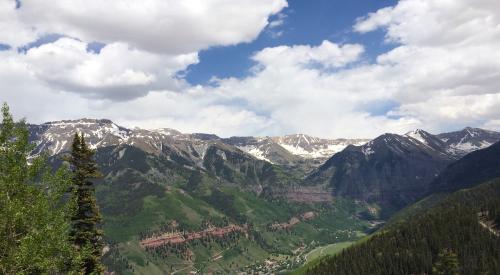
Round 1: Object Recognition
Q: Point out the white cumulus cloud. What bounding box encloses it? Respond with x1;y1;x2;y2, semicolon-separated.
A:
22;38;197;100
11;0;287;54
253;41;364;69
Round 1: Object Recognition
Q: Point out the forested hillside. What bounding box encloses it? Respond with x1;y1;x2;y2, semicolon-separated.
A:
303;179;500;275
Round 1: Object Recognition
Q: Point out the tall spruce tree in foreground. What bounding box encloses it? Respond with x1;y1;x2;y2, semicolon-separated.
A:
0;103;79;274
69;132;105;274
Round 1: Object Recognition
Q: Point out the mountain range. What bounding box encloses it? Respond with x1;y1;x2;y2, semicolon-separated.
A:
307;128;500;215
28;119;367;169
29;119;498;171
29;119;500;208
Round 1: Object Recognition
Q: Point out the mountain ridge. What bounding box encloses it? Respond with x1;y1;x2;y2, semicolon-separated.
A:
31;118;499;162
307;128;500;215
28;118;370;168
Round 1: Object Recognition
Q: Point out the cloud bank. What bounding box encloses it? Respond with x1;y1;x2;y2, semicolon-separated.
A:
1;0;499;138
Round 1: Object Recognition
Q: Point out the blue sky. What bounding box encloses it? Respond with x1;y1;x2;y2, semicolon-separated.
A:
186;0;397;85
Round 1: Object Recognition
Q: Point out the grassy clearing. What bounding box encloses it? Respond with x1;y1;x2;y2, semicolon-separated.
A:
304;241;354;263
289;239;364;275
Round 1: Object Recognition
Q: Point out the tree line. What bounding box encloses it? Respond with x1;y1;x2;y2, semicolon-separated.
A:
0;103;104;274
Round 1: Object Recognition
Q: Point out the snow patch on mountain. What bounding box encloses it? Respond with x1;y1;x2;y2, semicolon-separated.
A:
362;142;375;157
118;148;126;160
405;129;428;145
278;143;352;159
237;145;274;163
450;140;492;152
152;128;183;136
273;134;369;160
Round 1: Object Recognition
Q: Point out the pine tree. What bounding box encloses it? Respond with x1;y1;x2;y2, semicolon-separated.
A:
69;132;105;274
432;249;460;275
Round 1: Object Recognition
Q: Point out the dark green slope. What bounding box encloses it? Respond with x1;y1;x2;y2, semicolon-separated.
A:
302;179;500;275
430;140;500;193
388;140;500;226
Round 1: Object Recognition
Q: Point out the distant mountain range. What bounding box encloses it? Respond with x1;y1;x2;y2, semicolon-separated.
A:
28;119;368;169
28;119;500;211
29;119;498;166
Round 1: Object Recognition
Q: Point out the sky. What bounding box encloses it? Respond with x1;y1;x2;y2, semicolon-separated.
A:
1;0;500;138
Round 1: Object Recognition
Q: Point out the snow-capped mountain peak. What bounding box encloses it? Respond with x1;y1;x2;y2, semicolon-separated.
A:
405;129;430;145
